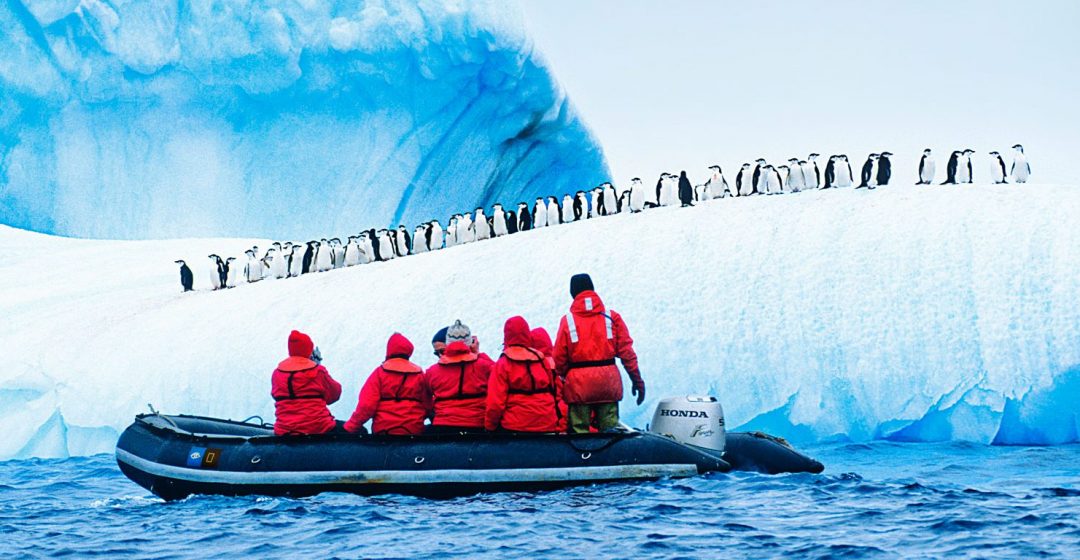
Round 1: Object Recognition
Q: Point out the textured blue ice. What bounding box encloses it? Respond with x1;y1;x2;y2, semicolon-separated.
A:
0;0;608;239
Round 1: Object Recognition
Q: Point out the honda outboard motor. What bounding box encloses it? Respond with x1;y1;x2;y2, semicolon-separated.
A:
648;396;726;455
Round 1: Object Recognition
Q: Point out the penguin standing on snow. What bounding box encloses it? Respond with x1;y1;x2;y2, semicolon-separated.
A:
602;183;618;215
677;171;694;207
574;192;588;220
955;150;972;184
517;203;532;231
962;149;975;183
429;220;443;251
735;163;752;196
629;177;646;212
918;149;935;185
331;238;346;269
458;212;475;244
785;159;805;193
492;204;509;237
288;245;304;277
225;257;242;288
396;226;411;257
532;198;548;228
561;195;574;224
823;156;837;189
175;260;194;292
764;165;783;195
941;151;961;184
661;173;680;206
989;151;1008;184
245;249;264;281
706;165;731;198
876;152;893;186
546;196;561;225
506;208;518;234
805;153;821;189
589;188;603;218
207;254;225;290
751;158;767;195
857;154;879;189
473;208;491;240
1011;144;1030;183
835;155;854;188
315;239;334;271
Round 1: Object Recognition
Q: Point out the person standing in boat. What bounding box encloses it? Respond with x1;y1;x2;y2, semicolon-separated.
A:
271;330;344;436
553;274;645;433
484;316;561;433
424;320;494;434
344;333;432;435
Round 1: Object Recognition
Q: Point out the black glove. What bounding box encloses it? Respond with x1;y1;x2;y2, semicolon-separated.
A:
631;383;645;406
311;346;323;364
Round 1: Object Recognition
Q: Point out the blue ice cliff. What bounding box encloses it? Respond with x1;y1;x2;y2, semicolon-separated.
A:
0;0;608;239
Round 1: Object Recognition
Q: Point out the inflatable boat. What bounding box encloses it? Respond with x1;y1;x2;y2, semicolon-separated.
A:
115;397;823;500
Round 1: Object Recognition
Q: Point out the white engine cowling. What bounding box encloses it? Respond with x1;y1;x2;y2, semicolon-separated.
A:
648;396;726;454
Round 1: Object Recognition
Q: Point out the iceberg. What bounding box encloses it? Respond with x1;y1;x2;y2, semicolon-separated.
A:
0;0;607;240
1;183;1078;459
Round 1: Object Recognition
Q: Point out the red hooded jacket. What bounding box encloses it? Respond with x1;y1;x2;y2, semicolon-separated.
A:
344;333;431;435
553;290;643;404
530;327;568;432
485;317;560;432
271;330;342;436
425;341;494;428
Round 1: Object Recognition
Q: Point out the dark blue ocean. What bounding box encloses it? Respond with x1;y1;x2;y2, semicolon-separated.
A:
3;443;1078;559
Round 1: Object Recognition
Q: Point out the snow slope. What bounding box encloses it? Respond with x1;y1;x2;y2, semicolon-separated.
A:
0;0;607;240
2;183;1079;459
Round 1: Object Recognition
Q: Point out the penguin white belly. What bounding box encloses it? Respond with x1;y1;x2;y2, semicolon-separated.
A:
561;202;573;224
430;226;444;250
1012;156;1029;183
493;213;508;236
836;167;852;188
787;170;804;193
245;257;261;282
921;160;936;184
957;160;971;183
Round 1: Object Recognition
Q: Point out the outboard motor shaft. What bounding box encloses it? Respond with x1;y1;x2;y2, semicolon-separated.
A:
648;396;726;455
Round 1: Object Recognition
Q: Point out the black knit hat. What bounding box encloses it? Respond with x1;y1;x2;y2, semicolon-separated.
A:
432;326;449;345
570;273;594;298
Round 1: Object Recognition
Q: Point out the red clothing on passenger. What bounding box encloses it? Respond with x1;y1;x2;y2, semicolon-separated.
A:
553;290;642;404
530;327;567;432
425;341;494;428
271;330;342;436
485;317;560;432
344;333;431;435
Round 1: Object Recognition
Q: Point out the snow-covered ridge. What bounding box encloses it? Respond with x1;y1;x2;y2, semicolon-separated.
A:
2;182;1079;459
0;0;607;240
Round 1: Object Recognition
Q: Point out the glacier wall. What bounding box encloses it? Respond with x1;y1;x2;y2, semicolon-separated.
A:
0;0;607;240
1;183;1078;459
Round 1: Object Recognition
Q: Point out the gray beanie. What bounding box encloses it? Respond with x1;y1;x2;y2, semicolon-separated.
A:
445;320;472;345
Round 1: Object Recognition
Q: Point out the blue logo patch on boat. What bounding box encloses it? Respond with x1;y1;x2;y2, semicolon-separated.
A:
187;447;206;467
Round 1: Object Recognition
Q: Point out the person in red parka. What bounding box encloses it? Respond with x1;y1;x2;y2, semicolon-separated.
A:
485;316;561;433
344;333;432;435
530;326;568;433
425;320;494;433
553;273;645;433
271;330;343;436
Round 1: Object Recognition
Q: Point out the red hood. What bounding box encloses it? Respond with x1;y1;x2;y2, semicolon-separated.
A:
439;340;477;364
385;332;414;359
570;290;606;316
529;327;554;358
502;316;532;348
288;330;314;358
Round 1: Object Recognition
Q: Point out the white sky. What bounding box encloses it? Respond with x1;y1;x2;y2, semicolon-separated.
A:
519;0;1080;187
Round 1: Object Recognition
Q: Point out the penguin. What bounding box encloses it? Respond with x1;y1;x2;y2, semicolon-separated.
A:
695;182;709;202
507;209;518;234
429;220;444;251
270;247;289;278
823;156;837;189
445;217;458;248
395;225;410;256
472;208;490;240
751;158;767;195
876;152;893;186
380;229;397;260
344;236;361;265
1010;144;1030;183
370;233;384;261
330;238;346;269
602;183;618;215
301;242;316;273
857;154;879;189
735;163;752;196
676;171;694;207
359;232;375;263
207;254;224;290
245;249;264;281
629;177;646;212
661;173;679;206
574;191;588;220
956;150;972;184
561;194;575;224
412;225;428;254
941;151;961;184
785;159;805;193
965;149;976;183
835;156;855;188
705;165;731;199
545;196;560;225
458;213;476;244
175;260;194;292
517;203;531;232
589;188;603;218
492;204;508;237
618;190;631;213
918;149;935;185
764;165;783;195
532;198;548;228
225;257;242;288
806;153;821;189
989;151;1008;184
654;175;664;206
316;239;333;271
288;245;304;277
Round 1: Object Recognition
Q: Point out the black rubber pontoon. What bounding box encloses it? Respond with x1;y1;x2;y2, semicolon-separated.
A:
116;414;732;500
